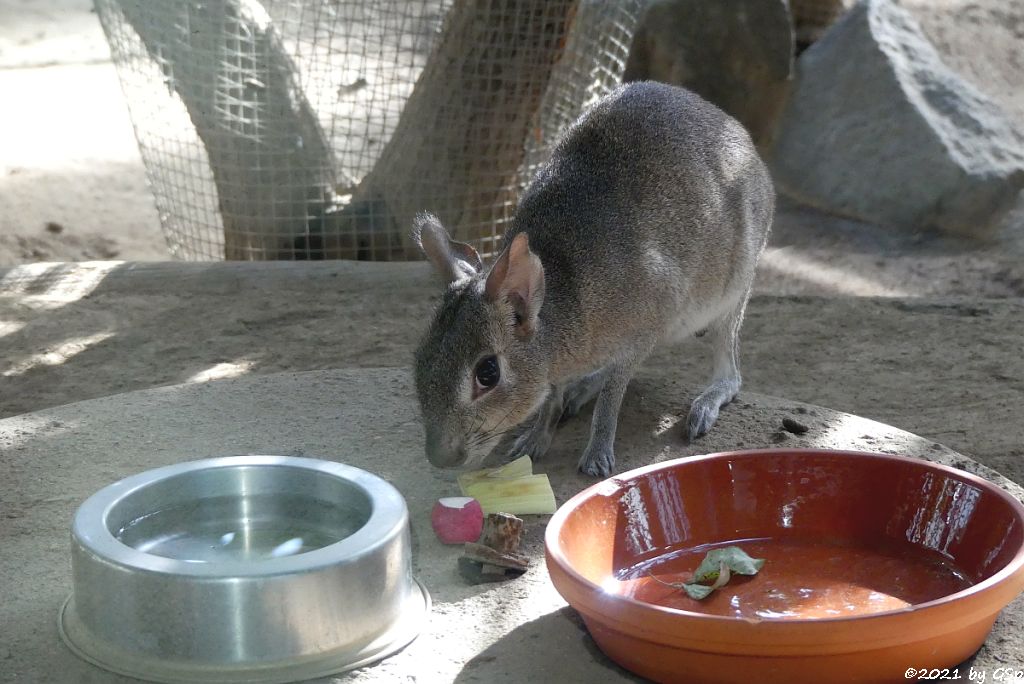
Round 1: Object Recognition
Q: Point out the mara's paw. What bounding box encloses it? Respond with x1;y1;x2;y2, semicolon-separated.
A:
686;379;739;442
686;394;722;442
578;445;615;478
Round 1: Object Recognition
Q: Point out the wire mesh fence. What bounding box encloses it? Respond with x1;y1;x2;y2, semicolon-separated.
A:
95;0;642;261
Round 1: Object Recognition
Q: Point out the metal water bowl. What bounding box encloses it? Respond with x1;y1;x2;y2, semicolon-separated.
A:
60;455;429;683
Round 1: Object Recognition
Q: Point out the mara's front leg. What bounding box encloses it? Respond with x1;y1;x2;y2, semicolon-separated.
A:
578;361;640;477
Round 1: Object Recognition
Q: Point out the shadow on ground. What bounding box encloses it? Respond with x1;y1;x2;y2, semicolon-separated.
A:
452;607;646;684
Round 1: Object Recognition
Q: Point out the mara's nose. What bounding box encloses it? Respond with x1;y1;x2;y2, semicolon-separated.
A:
424;430;467;469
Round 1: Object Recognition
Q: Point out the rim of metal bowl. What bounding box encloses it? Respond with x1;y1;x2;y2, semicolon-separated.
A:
71;455;407;578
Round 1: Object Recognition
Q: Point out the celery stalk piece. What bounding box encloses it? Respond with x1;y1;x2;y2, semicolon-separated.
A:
461;473;557;515
457;454;534;491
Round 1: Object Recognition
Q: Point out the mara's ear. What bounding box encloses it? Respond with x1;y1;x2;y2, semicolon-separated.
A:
484;233;545;337
413;213;483;284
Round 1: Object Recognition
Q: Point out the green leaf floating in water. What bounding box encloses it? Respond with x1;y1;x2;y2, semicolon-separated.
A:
647;546;765;600
693;546;765;580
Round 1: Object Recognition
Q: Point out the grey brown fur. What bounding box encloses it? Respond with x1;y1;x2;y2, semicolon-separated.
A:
413;82;774;476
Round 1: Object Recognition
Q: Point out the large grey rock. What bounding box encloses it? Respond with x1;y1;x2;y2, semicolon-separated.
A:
900;0;1024;239
623;0;794;148
770;0;1024;239
901;0;1024;137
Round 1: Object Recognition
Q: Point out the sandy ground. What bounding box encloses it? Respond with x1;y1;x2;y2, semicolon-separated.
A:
0;0;165;265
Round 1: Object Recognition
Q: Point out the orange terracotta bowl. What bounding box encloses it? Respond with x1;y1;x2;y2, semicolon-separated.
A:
545;449;1024;684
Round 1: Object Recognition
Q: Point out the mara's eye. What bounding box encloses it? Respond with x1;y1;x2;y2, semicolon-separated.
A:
474;355;500;389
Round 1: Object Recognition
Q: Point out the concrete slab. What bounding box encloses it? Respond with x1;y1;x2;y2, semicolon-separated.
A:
1;368;1022;683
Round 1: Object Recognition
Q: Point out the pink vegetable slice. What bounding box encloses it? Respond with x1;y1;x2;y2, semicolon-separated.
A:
431;496;484;544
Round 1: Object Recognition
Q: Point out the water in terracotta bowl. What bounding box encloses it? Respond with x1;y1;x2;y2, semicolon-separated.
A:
545;449;1024;684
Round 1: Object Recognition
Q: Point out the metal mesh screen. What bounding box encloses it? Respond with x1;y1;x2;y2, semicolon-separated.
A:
95;0;641;261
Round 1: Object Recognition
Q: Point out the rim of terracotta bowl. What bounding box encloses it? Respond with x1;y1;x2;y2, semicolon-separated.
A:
546;449;1024;640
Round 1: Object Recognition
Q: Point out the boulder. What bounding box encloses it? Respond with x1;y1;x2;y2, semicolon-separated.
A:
901;0;1024;132
622;0;794;148
770;0;1024;239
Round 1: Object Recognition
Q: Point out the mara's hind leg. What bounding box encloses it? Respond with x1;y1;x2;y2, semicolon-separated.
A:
560;367;610;422
687;295;749;440
504;367;611;462
506;385;564;462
